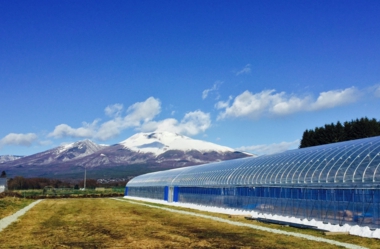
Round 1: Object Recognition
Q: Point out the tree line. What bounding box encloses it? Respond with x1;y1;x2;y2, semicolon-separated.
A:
7;176;128;190
299;117;380;148
8;176;71;190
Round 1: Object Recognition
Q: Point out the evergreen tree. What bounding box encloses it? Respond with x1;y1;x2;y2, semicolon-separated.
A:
300;117;380;148
335;121;344;142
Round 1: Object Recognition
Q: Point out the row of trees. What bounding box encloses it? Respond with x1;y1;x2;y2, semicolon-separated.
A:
7;176;128;190
300;117;380;148
7;177;72;190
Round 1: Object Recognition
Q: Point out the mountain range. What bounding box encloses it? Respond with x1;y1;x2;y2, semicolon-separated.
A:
0;131;252;179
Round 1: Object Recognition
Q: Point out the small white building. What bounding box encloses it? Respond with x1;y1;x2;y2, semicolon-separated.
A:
0;178;7;193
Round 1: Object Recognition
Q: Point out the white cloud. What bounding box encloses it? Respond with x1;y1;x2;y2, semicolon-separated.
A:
217;87;361;120
180;111;212;135
217;90;282;119
371;84;380;98
97;97;161;140
95;118;124;140
215;96;232;109
311;87;359;110
48;121;98;139
236;64;251;76
236;140;300;155
140;110;211;136
47;97;210;141
124;97;161;126
202;81;222;100
271;95;311;115
0;133;38;147
48;97;161;141
104;103;123;117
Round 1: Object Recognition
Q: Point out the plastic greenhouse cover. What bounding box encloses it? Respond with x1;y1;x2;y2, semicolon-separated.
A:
127;136;380;188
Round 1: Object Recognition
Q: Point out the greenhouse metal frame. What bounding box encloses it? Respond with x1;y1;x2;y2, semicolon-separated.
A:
125;136;380;229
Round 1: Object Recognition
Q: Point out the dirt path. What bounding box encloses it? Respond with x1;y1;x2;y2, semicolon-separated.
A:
114;198;368;249
0;199;43;232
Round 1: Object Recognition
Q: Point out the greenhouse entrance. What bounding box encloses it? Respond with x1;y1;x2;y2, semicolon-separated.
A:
164;186;179;203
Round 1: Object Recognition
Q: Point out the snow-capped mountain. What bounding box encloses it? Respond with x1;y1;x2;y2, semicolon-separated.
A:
0;155;24;164
71;132;251;168
1;140;107;167
120;131;236;155
0;132;252;178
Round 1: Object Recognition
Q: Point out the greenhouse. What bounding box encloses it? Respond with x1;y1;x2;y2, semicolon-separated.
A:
125;136;380;229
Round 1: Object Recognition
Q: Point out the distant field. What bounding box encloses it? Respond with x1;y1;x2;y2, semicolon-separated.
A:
2;164;169;179
13;187;125;198
0;198;378;248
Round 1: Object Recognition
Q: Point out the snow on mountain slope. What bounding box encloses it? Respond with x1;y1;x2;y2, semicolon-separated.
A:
54;139;107;158
41;139;108;163
1;139;108;167
0;155;24;163
119;131;235;156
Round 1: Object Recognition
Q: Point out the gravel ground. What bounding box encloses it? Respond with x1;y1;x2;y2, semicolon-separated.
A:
114;198;368;249
0;199;43;232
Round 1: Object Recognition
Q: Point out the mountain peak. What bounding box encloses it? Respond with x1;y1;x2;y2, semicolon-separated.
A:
119;131;234;156
49;139;107;162
56;139;96;153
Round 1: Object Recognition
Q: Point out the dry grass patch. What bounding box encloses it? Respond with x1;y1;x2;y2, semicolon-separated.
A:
125;199;380;249
0;198;364;248
0;197;34;219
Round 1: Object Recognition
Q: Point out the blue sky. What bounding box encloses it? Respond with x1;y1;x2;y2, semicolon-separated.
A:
1;0;380;156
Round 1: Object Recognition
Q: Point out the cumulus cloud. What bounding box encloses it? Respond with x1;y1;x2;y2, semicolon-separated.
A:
215;96;232;109
140;110;211;136
311;87;359;110
48;97;211;141
93;119;123;140
217;87;360;120
48;121;98;139
124;97;161;126
236;64;251;76
236;140;300;155
49;97;161;141
202;81;222;100
104;103;123;117
0;133;38;147
96;97;162;140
